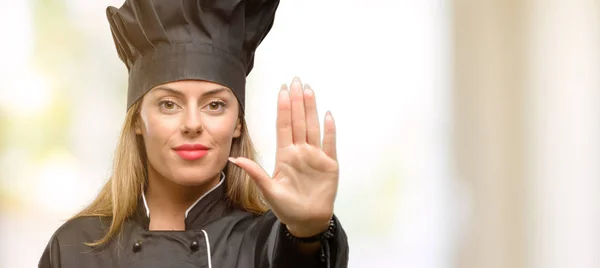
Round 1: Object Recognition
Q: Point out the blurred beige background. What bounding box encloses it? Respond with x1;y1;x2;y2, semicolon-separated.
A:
0;0;598;267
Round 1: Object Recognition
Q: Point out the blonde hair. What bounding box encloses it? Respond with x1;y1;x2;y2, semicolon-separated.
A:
73;100;267;246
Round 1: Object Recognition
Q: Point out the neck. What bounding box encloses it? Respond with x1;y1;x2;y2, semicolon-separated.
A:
145;165;221;231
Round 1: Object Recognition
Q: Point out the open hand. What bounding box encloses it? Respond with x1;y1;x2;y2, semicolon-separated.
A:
229;77;339;237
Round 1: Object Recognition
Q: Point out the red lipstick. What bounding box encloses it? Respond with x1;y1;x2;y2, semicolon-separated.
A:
173;144;209;160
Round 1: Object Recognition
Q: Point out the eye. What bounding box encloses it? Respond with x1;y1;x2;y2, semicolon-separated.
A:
158;100;180;112
206;100;226;112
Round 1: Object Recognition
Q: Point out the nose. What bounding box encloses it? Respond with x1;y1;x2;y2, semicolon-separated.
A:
182;107;203;136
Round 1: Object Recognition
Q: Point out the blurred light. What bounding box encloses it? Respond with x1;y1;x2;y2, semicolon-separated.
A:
0;73;52;116
0;1;51;116
34;150;86;215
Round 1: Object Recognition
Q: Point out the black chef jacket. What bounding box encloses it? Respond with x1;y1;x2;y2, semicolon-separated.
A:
38;180;349;268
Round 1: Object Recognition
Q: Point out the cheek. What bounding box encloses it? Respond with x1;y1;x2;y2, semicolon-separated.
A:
142;115;179;150
204;117;237;146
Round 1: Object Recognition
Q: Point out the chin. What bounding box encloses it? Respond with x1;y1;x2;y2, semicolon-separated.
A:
171;169;219;186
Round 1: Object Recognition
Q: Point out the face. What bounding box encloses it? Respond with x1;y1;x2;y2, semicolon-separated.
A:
135;80;242;186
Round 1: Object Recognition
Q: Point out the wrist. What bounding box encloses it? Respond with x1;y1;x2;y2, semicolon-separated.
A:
285;218;332;238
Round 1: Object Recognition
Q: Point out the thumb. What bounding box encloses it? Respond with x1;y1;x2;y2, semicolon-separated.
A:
228;157;274;195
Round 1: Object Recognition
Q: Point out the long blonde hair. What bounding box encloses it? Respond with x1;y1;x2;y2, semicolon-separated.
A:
74;100;267;246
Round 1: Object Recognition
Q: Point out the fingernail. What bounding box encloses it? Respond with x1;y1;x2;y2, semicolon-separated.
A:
280;84;288;91
293;76;301;84
304;84;314;97
228;157;237;163
326;110;333;118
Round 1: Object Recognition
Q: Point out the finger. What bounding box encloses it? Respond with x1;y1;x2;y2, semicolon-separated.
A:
290;77;307;144
228;157;274;195
322;111;337;160
276;84;293;148
304;84;321;147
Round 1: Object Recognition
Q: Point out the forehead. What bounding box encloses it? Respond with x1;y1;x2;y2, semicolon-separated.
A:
149;80;234;97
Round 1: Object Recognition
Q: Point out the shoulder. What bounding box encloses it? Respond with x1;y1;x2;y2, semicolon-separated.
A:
49;216;111;246
39;216;112;267
233;208;278;228
54;216;111;236
206;207;276;235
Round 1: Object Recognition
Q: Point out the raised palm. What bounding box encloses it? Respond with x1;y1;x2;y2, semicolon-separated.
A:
230;77;339;237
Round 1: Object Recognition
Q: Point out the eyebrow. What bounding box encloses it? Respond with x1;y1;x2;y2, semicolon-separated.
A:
153;86;229;98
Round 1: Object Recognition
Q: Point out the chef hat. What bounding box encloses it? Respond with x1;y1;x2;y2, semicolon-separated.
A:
106;0;279;111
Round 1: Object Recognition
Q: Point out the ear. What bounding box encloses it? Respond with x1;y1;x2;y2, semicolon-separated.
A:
233;118;242;138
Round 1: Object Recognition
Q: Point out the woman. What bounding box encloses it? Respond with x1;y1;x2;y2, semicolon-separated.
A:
38;0;349;267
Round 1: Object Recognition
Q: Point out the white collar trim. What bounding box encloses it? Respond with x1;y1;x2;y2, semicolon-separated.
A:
141;171;226;218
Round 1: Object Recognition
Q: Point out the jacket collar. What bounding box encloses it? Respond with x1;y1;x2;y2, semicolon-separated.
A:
133;172;230;230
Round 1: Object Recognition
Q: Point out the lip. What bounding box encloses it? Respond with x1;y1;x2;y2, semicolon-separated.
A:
173;144;209;150
173;144;209;160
